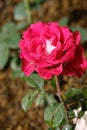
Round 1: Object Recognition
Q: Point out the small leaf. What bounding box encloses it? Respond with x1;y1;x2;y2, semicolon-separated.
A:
14;2;27;20
82;87;87;99
78;110;84;118
68;110;75;119
48;127;60;130
59;16;69;26
51;76;56;89
0;44;9;69
16;21;27;31
52;103;65;127
70;26;87;42
12;68;24;78
81;100;87;111
44;103;59;126
65;94;83;110
0;29;20;49
33;0;45;4
59;118;66;127
1;22;16;32
46;94;57;105
35;91;46;106
62;124;75;130
25;73;44;90
64;88;81;100
44;103;65;128
21;90;38;111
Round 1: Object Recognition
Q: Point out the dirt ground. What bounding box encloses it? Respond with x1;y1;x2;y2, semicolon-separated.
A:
0;0;87;130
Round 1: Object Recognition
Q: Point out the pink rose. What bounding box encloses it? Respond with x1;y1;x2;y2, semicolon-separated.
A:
19;22;87;79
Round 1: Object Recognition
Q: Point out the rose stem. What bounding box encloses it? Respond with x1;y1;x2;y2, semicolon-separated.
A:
54;75;69;124
24;0;32;24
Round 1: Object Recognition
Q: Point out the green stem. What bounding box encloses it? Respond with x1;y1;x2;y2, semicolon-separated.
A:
54;75;69;124
24;0;32;24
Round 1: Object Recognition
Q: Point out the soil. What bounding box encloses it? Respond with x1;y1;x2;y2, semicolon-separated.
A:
0;0;87;130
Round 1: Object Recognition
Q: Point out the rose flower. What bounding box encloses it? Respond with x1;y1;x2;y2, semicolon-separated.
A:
19;22;87;79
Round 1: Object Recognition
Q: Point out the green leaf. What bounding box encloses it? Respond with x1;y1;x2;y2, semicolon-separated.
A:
70;26;87;42
0;22;20;49
52;103;65;127
12;68;24;78
44;103;65;128
81;99;87;111
78;110;84;118
0;44;9;69
56;127;60;130
33;0;45;4
25;73;44;90
21;90;38;111
62;124;75;130
59;16;69;26
82;87;87;99
64;88;81;100
51;76;56;89
68;110;75;119
14;2;27;20
10;57;24;78
59;118;66;127
48;127;60;130
65;94;83;110
46;94;57;105
35;91;46;106
16;21;27;31
1;22;16;32
44;103;59;126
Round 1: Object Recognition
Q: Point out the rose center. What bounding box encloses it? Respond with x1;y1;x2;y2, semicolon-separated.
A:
45;40;56;54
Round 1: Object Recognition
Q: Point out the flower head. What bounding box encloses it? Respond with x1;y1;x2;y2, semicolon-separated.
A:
19;22;87;79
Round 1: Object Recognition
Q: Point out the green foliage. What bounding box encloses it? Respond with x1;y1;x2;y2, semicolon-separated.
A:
35;91;58;107
62;124;75;130
64;88;81;100
21;90;38;111
70;26;87;42
33;0;45;4
0;22;20;70
0;44;9;69
52;103;65;128
68;110;75;119
0;22;20;49
25;73;44;90
51;76;56;89
14;2;27;21
48;127;60;130
59;16;69;26
63;87;87;125
78;110;84;118
44;103;59;126
16;21;27;31
35;90;46;106
12;68;24;78
1;22;16;31
82;87;87;99
44;103;65;128
64;87;87;111
10;56;24;78
46;94;57;105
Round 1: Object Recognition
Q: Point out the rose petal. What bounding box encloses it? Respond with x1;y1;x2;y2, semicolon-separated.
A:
22;59;35;76
19;39;30;61
23;22;46;41
63;46;87;77
36;64;62;79
73;31;81;45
